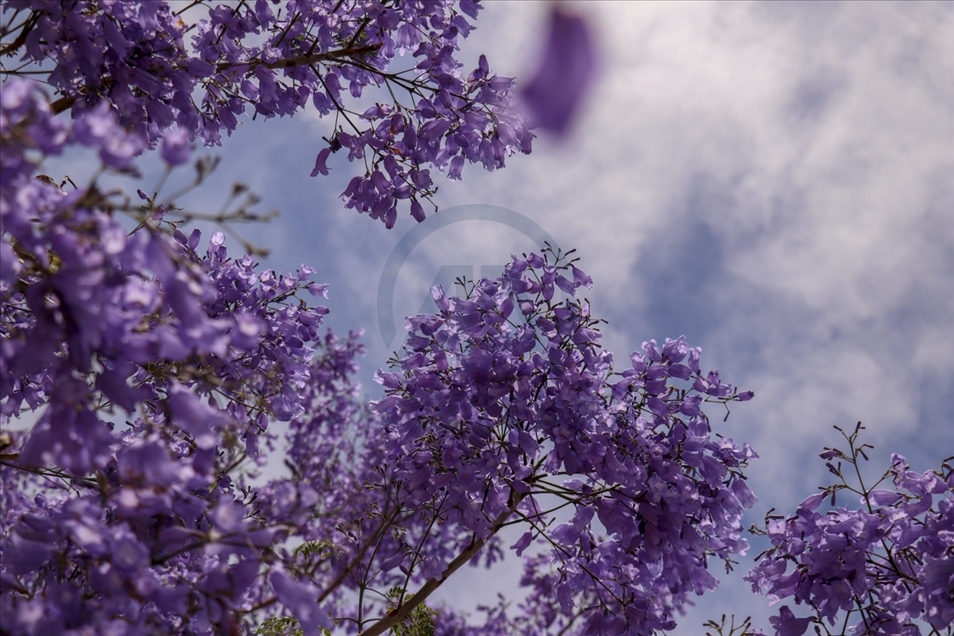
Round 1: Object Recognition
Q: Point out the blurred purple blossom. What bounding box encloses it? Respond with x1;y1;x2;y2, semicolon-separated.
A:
268;570;333;636
160;128;192;166
520;4;597;136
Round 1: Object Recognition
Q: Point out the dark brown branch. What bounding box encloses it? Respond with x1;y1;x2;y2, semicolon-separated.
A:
0;10;40;58
50;95;77;115
215;44;381;73
42;42;379;116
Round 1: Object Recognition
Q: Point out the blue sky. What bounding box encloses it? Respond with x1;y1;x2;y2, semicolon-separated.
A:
43;1;954;630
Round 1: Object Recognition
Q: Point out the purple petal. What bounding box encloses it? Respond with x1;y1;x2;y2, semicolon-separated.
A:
160;128;192;166
268;570;332;636
520;6;597;136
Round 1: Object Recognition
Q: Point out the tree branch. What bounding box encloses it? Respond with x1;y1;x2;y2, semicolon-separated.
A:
357;492;525;636
42;43;381;117
215;44;381;73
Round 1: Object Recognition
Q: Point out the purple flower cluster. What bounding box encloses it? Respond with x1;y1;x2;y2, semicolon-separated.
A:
373;249;758;635
0;79;68;189
1;0;531;226
0;79;347;634
746;424;954;635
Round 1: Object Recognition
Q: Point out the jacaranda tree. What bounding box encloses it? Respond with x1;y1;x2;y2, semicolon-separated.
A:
0;2;950;635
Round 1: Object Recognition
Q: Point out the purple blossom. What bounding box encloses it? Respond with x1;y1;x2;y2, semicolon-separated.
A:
72;102;145;169
520;5;597;136
160;128;192;165
768;606;812;636
268;570;333;636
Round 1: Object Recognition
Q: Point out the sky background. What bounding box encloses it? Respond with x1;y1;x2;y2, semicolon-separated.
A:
41;0;954;631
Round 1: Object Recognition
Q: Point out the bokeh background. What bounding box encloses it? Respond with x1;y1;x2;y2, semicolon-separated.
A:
44;0;954;630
